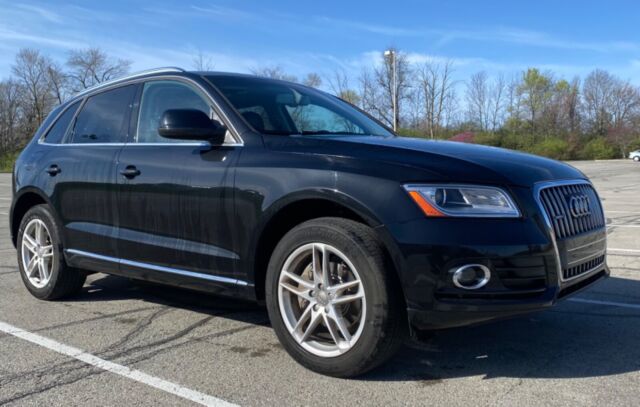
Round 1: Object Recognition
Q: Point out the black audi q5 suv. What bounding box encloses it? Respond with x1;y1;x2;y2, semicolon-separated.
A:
10;67;608;377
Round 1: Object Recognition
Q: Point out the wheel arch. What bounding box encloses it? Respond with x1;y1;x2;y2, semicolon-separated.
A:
250;190;404;302
10;187;56;247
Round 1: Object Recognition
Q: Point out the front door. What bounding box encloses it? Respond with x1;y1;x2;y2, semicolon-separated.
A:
116;79;242;281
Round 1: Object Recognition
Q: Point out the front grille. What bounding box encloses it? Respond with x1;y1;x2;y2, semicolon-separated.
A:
563;254;605;280
538;183;605;239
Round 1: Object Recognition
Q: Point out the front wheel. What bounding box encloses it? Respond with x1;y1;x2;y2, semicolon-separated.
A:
266;218;405;377
634;156;640;162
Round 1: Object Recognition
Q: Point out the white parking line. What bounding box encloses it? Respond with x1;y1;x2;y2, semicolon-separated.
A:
606;210;640;214
0;321;237;407
568;298;640;310
608;248;640;253
607;224;640;228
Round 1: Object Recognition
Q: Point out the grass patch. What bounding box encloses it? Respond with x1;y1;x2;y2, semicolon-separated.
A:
0;150;20;173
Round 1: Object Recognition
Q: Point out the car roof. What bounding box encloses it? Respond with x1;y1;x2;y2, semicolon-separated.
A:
52;67;311;116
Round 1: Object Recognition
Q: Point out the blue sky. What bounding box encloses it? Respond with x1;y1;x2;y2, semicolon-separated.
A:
1;0;640;86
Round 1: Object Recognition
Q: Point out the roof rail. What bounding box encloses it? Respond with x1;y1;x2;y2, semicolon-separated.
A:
73;67;186;98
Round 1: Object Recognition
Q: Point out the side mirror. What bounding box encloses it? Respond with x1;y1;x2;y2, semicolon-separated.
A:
158;109;227;144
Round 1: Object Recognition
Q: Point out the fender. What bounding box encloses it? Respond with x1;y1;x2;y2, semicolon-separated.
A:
245;187;409;299
10;186;62;248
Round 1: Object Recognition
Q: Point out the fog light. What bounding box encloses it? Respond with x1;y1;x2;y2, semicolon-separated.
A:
451;264;491;290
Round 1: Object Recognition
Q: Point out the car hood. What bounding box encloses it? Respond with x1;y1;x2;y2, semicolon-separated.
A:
288;135;586;187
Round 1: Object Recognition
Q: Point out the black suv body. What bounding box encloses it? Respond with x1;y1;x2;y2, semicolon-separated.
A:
10;68;608;376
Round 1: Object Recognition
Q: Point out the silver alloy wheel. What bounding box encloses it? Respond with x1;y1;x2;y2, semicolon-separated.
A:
21;219;54;289
278;243;366;358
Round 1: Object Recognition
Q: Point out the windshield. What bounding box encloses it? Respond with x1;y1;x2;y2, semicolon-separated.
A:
206;75;393;137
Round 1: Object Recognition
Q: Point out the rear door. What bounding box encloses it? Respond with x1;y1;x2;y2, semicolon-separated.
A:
53;84;137;264
115;79;243;282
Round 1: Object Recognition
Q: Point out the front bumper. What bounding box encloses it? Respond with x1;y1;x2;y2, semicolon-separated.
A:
407;265;608;330
380;183;608;330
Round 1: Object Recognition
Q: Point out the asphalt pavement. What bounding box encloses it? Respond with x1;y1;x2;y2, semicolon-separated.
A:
0;159;639;406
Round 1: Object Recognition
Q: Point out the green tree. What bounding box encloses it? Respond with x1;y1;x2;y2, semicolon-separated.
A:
518;68;554;133
581;138;617;159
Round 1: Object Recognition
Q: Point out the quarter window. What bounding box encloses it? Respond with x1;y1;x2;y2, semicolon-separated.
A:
44;101;81;144
136;81;217;143
69;85;136;144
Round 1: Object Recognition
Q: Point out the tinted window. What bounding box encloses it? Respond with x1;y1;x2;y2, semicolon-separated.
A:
207;75;392;137
285;104;365;134
136;81;211;143
44;101;81;144
70;85;136;144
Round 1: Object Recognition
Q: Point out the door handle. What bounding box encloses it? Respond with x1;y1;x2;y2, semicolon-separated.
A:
46;165;61;176
120;165;141;179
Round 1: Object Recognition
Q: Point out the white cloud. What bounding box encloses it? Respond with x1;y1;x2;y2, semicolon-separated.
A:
316;16;640;53
0;27;87;49
14;3;63;24
190;5;259;21
1;1;639;86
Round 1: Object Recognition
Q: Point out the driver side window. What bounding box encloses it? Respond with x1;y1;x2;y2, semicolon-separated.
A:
136;80;219;143
285;103;366;135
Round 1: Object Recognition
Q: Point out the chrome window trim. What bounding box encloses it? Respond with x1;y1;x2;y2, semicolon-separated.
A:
65;248;248;286
533;179;607;283
37;74;244;147
37;141;244;148
72;67;185;99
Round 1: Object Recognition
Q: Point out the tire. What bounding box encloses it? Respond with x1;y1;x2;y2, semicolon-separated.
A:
266;217;405;377
634;156;639;162
16;204;86;300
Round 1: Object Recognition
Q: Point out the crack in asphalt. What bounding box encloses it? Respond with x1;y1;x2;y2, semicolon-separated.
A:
31;306;164;336
0;308;265;404
98;307;175;355
0;315;259;405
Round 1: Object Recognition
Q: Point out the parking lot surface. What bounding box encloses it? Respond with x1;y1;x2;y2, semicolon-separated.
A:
1;160;639;406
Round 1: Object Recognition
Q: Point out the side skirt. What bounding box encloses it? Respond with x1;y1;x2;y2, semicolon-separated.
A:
65;248;255;300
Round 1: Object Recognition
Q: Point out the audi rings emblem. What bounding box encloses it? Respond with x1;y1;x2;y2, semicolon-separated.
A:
569;194;591;218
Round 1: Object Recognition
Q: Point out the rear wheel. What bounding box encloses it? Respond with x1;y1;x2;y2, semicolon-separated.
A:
17;205;86;300
266;217;405;377
634;156;639;162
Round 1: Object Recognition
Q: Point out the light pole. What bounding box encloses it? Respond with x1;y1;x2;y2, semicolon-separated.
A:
384;49;397;132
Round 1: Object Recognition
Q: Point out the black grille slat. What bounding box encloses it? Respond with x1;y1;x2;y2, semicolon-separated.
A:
567;185;584;233
552;187;573;237
573;185;588;232
542;191;565;238
585;186;596;227
539;183;605;240
563;255;605;280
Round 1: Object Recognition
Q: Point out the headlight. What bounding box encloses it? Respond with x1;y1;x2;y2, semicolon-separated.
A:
404;184;520;218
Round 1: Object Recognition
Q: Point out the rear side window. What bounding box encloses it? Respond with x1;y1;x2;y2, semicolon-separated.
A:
70;85;136;144
44;101;81;144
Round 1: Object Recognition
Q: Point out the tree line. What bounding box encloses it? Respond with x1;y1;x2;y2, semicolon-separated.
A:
257;48;640;160
2;47;639;164
342;49;640;160
0;48;130;158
